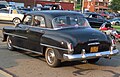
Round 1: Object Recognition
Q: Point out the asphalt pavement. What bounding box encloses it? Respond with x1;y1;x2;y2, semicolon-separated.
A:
0;22;14;77
0;21;14;30
0;22;120;77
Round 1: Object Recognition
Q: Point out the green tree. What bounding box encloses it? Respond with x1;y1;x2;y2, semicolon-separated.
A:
109;0;120;12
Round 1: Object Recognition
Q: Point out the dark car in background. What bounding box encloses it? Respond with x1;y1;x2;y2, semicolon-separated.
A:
41;4;63;10
99;11;115;19
2;11;119;67
18;8;33;14
84;12;111;28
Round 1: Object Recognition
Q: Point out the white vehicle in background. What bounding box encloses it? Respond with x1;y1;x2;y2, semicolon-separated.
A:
0;8;24;24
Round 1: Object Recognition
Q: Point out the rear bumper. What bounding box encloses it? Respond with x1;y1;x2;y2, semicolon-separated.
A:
63;49;119;61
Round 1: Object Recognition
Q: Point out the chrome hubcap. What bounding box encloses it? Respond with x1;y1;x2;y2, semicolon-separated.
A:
7;38;12;49
14;19;20;24
47;49;55;64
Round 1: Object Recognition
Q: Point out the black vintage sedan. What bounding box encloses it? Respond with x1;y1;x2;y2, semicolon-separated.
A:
2;10;119;67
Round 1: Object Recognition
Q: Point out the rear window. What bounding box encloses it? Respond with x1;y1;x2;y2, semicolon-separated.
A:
52;16;91;29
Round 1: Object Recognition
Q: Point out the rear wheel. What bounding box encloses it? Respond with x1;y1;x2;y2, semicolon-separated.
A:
7;36;15;51
45;48;61;67
87;58;100;64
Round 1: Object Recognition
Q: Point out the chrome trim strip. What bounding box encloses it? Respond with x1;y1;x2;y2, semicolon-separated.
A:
63;49;119;61
13;45;43;55
29;26;57;30
88;42;100;46
40;43;69;51
3;32;28;39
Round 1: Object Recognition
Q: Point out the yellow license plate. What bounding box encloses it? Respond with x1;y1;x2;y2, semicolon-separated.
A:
90;46;98;52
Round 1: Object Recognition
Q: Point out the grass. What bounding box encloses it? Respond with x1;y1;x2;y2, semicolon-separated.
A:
112;25;120;31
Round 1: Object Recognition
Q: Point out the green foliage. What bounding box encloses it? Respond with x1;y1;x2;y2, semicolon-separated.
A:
75;4;81;10
113;26;120;31
55;0;61;2
109;0;120;12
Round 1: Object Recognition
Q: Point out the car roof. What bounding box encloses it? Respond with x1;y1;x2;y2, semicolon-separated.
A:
84;12;100;15
83;12;104;18
27;10;84;18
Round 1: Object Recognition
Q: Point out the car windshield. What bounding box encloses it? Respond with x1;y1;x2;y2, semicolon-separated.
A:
52;16;91;29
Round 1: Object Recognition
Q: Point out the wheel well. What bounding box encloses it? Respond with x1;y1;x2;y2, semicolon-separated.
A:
12;17;21;22
2;34;8;42
43;46;47;56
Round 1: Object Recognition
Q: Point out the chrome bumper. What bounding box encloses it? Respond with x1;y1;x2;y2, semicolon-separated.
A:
63;49;119;61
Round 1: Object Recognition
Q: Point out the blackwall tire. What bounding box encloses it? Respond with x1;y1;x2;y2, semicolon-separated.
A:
45;48;61;67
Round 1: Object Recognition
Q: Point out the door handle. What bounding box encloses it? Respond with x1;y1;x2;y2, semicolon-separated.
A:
40;30;45;33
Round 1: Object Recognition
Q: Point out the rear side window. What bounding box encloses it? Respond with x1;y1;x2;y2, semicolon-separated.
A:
33;16;46;28
23;15;32;25
88;14;104;19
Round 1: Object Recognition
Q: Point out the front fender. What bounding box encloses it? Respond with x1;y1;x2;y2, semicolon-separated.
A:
2;26;15;42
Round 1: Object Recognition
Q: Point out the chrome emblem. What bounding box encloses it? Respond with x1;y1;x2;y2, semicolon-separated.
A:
88;42;100;45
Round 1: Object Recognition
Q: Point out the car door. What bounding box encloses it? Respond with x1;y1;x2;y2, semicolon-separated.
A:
0;9;10;21
14;15;33;48
26;15;45;52
8;9;18;21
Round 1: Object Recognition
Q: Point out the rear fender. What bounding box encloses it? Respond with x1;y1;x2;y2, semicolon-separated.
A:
40;35;69;59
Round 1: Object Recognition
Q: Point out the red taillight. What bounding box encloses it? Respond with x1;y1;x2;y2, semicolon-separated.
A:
67;43;74;54
68;43;73;51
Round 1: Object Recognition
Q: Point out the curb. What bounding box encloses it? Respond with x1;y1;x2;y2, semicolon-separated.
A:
0;68;16;77
0;70;13;77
